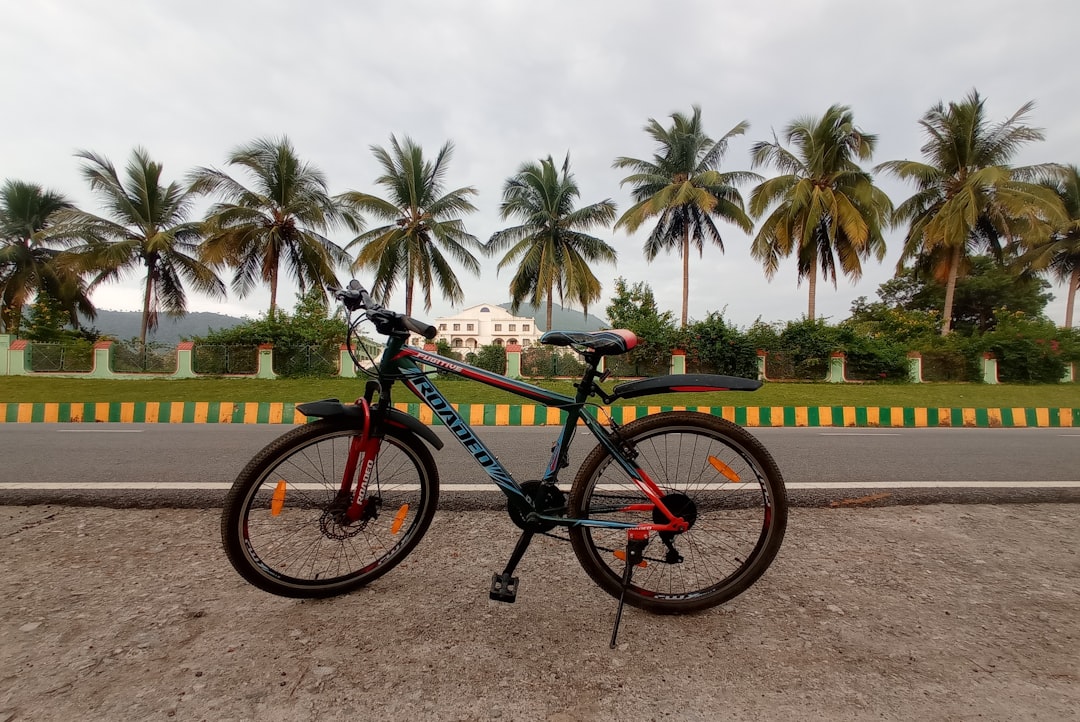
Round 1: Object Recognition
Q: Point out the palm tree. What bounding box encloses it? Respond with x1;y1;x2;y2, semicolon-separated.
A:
877;90;1064;335
749;105;892;321
189;137;348;317
613;105;757;326
0;180;93;334
337;136;481;316
1019;165;1080;328
486;155;617;330
54;148;226;345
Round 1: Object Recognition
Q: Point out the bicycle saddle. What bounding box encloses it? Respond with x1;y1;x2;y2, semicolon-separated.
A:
539;329;638;357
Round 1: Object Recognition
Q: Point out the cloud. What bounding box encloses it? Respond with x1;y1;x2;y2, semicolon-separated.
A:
2;0;1077;328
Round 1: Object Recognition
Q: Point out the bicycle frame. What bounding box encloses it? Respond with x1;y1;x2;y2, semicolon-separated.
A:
224;287;785;643
357;333;690;534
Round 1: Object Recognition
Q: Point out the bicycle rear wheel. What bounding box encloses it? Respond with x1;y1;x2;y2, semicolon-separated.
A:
568;411;786;614
221;418;439;598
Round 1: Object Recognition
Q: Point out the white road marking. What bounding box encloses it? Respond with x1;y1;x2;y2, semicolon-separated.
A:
55;429;145;433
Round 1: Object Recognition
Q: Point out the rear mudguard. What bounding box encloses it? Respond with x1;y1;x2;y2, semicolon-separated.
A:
296;398;444;451
609;373;761;402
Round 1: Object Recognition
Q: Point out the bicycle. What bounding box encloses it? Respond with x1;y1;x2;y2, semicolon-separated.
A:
221;281;788;646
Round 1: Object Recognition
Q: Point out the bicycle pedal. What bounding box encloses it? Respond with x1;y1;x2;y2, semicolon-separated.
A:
489;572;518;603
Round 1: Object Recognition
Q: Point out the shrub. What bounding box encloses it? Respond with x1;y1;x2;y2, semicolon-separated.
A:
981;312;1071;383
682;313;757;378
471;344;506;374
520;346;584;378
841;334;910;382
191;289;347;378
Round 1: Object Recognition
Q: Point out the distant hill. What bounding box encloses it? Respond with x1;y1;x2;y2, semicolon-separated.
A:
73;303;607;344
78;309;249;345
497;302;608;332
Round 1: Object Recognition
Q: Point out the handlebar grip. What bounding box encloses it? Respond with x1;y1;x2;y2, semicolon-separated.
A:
333;281;436;340
402;316;438;340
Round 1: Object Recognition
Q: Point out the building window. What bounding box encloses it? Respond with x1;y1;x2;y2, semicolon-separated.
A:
523;324;530;332
467;323;474;331
439;324;447;331
453;323;460;331
508;338;518;345
452;338;463;348
493;338;504;346
481;307;490;312
509;324;516;332
494;324;502;331
522;339;531;348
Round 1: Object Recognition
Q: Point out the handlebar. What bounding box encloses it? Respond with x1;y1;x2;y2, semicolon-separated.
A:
330;281;439;341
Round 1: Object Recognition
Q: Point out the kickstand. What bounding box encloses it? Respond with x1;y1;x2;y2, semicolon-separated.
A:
610;529;649;648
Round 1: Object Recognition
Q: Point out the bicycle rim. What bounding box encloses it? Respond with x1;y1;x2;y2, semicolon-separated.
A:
569;413;787;614
223;422;438;598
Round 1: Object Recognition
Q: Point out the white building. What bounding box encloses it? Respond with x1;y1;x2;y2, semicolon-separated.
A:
408;303;542;350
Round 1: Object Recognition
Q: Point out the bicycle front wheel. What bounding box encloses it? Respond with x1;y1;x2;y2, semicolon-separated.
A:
221;418;439;598
568;411;786;614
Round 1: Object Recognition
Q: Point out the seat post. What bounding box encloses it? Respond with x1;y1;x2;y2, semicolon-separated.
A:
574;353;603;404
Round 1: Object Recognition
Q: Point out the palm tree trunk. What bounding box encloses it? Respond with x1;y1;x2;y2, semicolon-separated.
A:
546;281;554;332
140;274;153;347
681;227;690;327
1066;265;1079;329
807;260;818;321
404;279;414;318
941;244;963;336
269;268;279;319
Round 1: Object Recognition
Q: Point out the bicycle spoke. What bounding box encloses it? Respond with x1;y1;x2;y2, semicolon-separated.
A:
223;421;439;597
569;413;787;613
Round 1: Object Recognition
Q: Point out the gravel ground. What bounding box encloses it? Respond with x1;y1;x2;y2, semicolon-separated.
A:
1;503;1078;721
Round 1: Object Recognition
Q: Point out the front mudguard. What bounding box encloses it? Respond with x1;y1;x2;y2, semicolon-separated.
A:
609;373;761;402
296;398;444;451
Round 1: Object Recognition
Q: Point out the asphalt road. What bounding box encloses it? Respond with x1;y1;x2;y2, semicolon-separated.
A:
2;424;1079;507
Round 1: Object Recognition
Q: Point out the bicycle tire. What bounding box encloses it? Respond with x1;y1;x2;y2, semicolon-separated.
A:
221;418;439;598
568;411;786;614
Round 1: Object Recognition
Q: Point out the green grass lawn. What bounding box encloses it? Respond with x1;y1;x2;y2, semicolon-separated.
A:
1;375;1078;408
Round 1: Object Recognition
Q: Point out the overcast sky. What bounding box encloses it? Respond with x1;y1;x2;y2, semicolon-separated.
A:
3;0;1077;330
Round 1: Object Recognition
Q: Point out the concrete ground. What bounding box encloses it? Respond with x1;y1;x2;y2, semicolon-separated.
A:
1;503;1078;721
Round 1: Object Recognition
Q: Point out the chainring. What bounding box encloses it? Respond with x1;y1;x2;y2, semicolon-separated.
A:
508;481;567;532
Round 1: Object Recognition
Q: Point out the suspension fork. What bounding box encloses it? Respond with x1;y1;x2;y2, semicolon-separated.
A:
336;398;383;522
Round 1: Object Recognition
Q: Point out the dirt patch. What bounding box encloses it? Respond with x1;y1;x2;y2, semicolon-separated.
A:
1;504;1078;721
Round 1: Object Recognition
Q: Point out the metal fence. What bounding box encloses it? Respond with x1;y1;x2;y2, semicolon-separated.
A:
761;352;829;381
920;350;975;382
272;344;340;377
520;347;584;378
192;345;259;375
112;343;178;373
27;343;93;372
603;355;668;379
518;347;672;379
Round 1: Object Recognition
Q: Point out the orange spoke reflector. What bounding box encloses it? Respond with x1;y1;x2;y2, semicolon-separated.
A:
708;455;740;482
390;504;410;535
612;550;647;568
270;480;287;516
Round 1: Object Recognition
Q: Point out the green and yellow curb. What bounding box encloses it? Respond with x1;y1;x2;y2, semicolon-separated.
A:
1;401;1078;428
